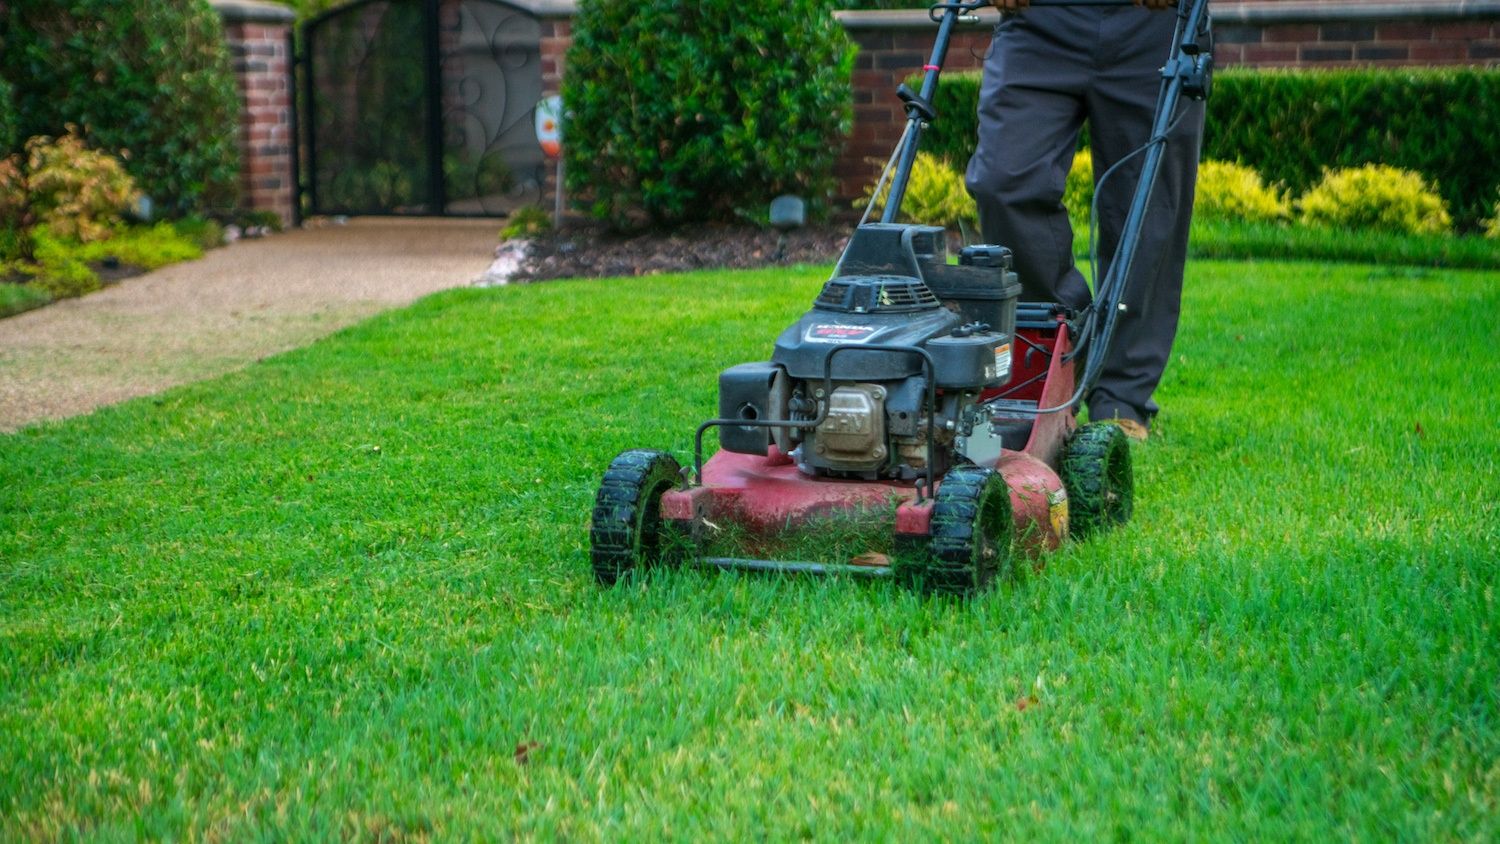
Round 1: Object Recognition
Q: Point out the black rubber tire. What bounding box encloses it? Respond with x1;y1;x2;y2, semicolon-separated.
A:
1059;422;1134;539
589;449;681;585
914;465;1013;596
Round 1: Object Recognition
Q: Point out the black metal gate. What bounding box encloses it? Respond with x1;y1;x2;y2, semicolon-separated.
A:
297;0;546;217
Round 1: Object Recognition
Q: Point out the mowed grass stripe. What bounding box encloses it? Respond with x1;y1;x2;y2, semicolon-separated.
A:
1;260;1496;840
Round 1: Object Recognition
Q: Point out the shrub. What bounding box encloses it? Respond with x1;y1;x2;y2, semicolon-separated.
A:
863;153;976;230
76;222;204;270
0;77;17;155
1065;151;1094;224
1297;165;1451;236
24;230;101;299
500;206;553;240
921;68;1500;229
564;0;855;227
1194;160;1290;223
0;0;240;216
1483;191;1500;240
0;129;140;246
174;217;228;250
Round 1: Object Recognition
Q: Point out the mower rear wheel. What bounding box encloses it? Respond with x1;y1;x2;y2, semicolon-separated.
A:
590;449;681;585
1059;422;1134;538
918;465;1013;596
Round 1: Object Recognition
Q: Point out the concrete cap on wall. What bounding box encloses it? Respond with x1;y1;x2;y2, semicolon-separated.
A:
211;0;295;25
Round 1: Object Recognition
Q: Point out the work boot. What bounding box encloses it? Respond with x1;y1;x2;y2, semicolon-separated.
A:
1103;417;1149;442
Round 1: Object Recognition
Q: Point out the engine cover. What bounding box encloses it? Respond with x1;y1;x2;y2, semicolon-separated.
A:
812;384;887;472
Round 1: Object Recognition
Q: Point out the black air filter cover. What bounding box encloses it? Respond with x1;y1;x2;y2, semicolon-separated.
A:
814;275;939;314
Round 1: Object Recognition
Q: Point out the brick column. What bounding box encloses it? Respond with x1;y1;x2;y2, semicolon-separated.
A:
212;0;296;227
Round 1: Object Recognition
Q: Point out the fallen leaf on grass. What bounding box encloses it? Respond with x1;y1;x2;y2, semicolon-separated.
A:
1015;696;1038;712
851;552;890;568
514;741;542;765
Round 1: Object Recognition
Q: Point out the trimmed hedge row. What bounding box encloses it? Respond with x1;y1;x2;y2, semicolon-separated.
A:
0;77;16;154
0;0;240;216
921;68;1500;230
564;0;855;227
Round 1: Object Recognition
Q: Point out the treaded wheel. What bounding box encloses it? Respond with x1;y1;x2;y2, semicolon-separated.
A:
912;465;1013;596
589;449;681;585
1059;422;1134;538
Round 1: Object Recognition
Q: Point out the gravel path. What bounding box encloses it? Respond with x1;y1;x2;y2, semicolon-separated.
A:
0;218;499;431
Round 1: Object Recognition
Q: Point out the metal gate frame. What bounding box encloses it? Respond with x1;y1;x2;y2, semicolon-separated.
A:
293;0;545;219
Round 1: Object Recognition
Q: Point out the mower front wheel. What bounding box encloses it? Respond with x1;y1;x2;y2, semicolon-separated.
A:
589;449;681;585
1059;422;1134;538
911;465;1013;596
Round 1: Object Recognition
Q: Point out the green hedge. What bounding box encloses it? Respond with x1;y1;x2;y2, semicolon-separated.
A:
564;0;854;227
0;0;240;216
0;77;16;155
921;68;1500;230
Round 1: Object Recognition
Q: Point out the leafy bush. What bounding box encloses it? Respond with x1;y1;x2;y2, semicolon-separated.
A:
8;219;209;302
500;206;553;240
1194;160;1290;223
863;153;976;230
1065;151;1094;224
24;230;100;299
0;129;140;246
564;0;855;227
0;77;17;155
921;68;1500;230
174;217;228;250
0;0;240;216
76;223;204;270
1298;165;1451;236
1483;191;1500;240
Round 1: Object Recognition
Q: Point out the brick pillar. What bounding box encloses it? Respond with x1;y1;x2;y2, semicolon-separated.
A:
212;0;296;227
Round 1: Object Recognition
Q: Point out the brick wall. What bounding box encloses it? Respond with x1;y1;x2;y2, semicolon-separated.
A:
213;1;296;226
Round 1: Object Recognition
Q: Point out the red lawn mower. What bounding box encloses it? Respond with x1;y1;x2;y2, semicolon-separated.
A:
590;0;1213;594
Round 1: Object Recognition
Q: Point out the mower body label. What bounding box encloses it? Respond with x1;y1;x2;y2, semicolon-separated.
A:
806;324;878;344
989;343;1012;382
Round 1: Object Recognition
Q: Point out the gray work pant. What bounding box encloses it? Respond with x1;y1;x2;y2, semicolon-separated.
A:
964;5;1204;425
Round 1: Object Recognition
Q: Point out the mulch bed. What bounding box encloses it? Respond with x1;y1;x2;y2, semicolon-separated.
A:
509;221;853;282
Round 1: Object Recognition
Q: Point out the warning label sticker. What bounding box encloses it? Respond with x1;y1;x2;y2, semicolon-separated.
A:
995;343;1012;380
1048;488;1070;538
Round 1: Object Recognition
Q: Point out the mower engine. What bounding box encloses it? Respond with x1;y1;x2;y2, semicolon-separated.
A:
716;223;1020;482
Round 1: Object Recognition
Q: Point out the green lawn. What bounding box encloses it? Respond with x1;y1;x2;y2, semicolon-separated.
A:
2;259;1497;839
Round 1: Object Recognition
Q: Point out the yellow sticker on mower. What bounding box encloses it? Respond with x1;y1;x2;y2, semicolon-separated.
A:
1048;488;1069;539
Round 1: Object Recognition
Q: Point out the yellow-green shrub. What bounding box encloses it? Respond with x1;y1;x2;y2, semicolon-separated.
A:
1297;165;1450;235
0;128;139;244
1482;190;1500;239
1064;151;1094;224
862;152;977;230
1194;160;1290;223
24;229;99;298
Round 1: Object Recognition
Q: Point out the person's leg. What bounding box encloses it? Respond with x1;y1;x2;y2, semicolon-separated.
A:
965;9;1099;311
1083;7;1205;427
